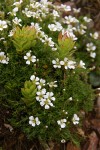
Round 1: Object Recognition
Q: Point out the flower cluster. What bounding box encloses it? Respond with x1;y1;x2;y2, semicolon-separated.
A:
60;58;76;70
52;58;86;70
39;92;55;109
22;0;52;20
64;15;79;25
31;22;57;51
48;22;63;32
86;42;96;58
8;0;23;16
30;75;56;109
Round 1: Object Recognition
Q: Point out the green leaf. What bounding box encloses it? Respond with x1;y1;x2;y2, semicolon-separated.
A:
58;32;75;59
12;26;37;53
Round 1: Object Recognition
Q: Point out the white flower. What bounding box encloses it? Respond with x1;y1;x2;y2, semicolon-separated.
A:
13;0;23;7
0;20;7;31
22;8;32;17
30;75;39;85
51;47;57;51
90;52;96;58
73;8;81;13
40;99;54;109
48;24;57;32
12;17;22;26
24;51;37;65
86;42;96;52
77;24;87;35
90;32;99;39
8;28;16;37
52;58;61;68
48;22;62;32
40;0;48;4
67;60;76;69
37;78;46;89
39;91;55;109
60;4;71;11
47;81;57;88
57;119;67;128
62;30;77;41
45;37;54;47
0;52;9;64
29;116;40;127
68;97;73;101
44;92;55;101
42;36;55;47
61;139;66;143
78;60;86;69
55;22;63;31
31;22;42;32
64;15;79;24
67;24;77;32
10;7;19;16
60;58;76;70
83;16;92;22
36;88;46;101
72;114;80;125
60;57;68;69
13;7;18;13
52;10;59;18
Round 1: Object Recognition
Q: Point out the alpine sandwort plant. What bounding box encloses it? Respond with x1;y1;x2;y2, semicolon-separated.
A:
0;0;99;146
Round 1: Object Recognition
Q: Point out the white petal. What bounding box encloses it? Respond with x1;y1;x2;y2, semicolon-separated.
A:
29;120;32;125
61;123;66;128
49;102;53;107
51;97;55;101
36;121;40;125
29;116;34;120
63;119;67;122
57;120;60;125
52;60;56;64
24;56;28;60
45;105;50;109
26;60;30;64
60;61;64;65
31;59;36;63
26;52;31;57
30;75;35;81
31;123;36;127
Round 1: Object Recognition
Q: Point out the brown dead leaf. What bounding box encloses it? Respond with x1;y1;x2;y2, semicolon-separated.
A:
4;123;13;132
87;132;99;150
66;142;81;150
77;128;86;138
48;141;55;150
95;96;100;118
91;119;100;135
